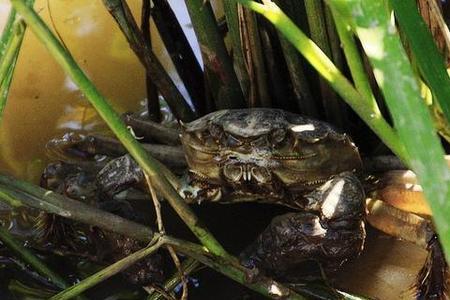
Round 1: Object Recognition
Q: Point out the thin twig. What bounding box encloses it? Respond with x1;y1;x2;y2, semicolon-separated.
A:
147;258;201;300
145;174;188;300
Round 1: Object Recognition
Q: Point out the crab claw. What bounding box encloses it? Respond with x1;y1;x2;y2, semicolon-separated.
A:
178;176;222;204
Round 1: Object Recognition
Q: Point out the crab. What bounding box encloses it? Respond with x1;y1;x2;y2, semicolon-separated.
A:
178;108;365;275
45;108;448;298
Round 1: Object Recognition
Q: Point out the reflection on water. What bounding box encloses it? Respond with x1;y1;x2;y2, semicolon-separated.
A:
0;0;200;182
335;230;427;300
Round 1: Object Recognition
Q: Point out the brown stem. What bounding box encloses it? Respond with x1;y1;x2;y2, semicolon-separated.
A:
152;0;206;114
184;0;246;109
141;0;161;122
102;0;196;121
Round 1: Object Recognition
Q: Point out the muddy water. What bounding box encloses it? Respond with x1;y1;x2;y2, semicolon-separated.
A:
0;0;203;182
0;1;434;299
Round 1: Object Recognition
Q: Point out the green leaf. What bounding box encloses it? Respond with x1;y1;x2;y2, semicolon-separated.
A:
390;0;450;125
329;0;450;260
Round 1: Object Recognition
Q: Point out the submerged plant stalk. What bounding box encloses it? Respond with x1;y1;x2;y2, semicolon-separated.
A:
0;3;33;122
0;226;68;290
0;21;25;87
50;237;163;300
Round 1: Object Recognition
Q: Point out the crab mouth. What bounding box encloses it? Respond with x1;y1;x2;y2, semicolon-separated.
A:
223;163;272;184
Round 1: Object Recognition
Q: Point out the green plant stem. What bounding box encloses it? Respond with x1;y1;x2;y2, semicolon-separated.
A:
0;21;24;86
304;0;331;56
391;0;450;126
0;19;27;122
147;258;200;300
324;5;344;70
8;280;56;299
0;63;15;120
304;0;344;126
223;0;250;99
236;0;408;164
50;237;163;300
184;0;245;109
0;226;68;289
330;7;378;112
0;6;18;55
0;0;34;122
10;0;228;258
272;0;317;116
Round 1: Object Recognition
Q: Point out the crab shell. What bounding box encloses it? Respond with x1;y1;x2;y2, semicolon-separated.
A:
180;109;362;198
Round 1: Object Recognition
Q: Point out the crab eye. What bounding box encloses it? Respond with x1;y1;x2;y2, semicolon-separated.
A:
203;136;218;148
226;134;242;147
270;129;286;147
194;131;204;142
251;136;268;147
209;123;223;139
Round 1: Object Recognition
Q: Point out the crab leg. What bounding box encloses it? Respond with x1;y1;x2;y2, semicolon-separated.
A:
239;172;366;277
47;133;187;170
367;171;449;300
